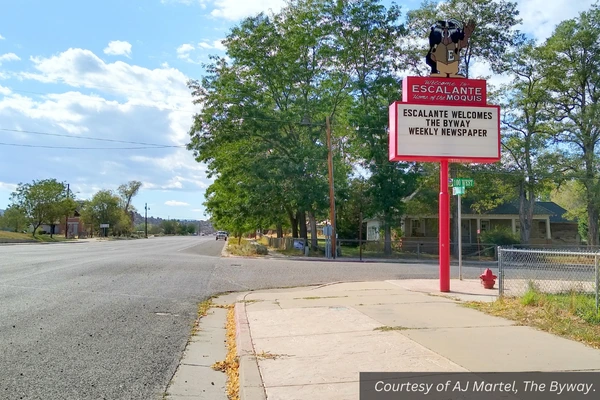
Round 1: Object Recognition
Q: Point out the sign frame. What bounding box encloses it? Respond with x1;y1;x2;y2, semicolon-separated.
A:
389;102;501;164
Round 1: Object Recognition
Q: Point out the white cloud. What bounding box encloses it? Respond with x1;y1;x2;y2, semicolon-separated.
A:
161;0;196;4
198;39;226;51
165;200;190;206
191;208;203;212
516;0;597;42
0;53;21;65
161;0;284;20
0;34;5;40
0;182;18;192
176;43;196;62
103;40;132;57
209;0;285;20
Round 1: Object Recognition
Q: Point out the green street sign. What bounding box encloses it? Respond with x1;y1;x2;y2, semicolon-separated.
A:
452;178;474;188
453;186;465;196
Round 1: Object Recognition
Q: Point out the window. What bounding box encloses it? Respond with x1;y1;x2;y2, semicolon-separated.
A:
480;220;490;232
411;219;422;236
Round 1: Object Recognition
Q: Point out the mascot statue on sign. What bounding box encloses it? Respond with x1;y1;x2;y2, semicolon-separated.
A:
426;18;475;78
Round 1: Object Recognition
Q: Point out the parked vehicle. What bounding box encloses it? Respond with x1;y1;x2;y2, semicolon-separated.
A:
216;231;228;241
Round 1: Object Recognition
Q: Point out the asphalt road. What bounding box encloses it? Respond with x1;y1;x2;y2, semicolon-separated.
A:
0;236;486;400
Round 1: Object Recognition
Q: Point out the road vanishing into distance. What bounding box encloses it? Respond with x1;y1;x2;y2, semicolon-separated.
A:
0;236;488;400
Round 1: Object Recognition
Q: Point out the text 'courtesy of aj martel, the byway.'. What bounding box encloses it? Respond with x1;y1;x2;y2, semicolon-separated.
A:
402;108;494;137
372;379;595;396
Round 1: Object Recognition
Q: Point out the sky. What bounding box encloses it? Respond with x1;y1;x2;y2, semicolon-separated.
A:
0;0;596;221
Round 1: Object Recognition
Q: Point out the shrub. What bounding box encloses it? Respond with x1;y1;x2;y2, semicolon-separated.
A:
480;227;519;246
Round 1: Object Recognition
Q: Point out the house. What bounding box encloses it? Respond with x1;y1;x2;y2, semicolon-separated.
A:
400;201;579;246
34;209;87;238
365;201;579;249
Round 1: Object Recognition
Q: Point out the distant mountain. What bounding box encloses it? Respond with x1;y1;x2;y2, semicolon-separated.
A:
131;211;215;233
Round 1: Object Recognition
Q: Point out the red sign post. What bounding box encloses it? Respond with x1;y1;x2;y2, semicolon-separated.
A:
389;77;500;292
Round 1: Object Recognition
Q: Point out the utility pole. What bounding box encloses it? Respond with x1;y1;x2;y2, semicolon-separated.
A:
145;203;149;238
65;183;70;239
326;116;336;259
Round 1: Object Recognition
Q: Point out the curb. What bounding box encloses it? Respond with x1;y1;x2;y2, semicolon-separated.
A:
235;298;267;400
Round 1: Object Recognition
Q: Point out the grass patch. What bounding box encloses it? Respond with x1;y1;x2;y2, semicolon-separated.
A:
464;285;600;349
0;231;73;243
226;238;268;257
374;326;411;331
211;304;239;400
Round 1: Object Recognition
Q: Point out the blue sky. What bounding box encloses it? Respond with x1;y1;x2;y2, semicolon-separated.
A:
0;0;595;220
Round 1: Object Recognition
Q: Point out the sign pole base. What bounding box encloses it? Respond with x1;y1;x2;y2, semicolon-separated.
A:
439;160;450;292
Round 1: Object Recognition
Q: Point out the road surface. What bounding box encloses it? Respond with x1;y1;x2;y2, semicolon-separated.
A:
0;236;485;400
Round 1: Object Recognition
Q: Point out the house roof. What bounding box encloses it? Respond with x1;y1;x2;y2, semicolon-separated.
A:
466;201;574;223
536;201;574;223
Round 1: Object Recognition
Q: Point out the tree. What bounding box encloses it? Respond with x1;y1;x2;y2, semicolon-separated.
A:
539;4;600;245
330;0;419;254
499;41;556;244
80;190;122;236
551;180;587;242
0;205;28;233
118;180;142;231
187;0;357;242
9;179;71;237
161;220;178;235
118;181;142;214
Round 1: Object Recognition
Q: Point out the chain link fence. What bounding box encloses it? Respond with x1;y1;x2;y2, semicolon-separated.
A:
498;247;599;313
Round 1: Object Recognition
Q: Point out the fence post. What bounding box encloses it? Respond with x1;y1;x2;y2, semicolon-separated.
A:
594;253;600;314
498;247;504;298
417;243;420;260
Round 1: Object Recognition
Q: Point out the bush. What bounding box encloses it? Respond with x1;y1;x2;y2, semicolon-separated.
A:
480;227;519;246
254;243;268;255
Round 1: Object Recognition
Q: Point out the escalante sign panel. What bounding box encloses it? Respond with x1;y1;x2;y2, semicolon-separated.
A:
389;102;500;163
402;76;487;106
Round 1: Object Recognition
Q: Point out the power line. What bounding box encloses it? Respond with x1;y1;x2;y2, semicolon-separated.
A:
0;127;186;148
0;142;184;150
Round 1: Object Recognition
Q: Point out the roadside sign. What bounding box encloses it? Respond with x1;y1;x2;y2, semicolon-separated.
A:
453;186;465;196
451;178;474;188
100;223;109;228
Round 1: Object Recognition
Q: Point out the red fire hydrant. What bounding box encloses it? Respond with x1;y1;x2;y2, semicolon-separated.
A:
480;268;497;289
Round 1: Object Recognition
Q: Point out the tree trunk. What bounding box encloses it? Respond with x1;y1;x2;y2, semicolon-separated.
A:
298;210;307;242
32;222;42;237
50;224;55;238
308;211;318;250
287;209;298;238
384;222;392;255
519;181;535;244
584;147;599;246
276;223;283;238
587;202;599;246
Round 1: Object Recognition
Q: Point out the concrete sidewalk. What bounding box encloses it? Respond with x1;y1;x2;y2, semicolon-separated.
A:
233;279;600;400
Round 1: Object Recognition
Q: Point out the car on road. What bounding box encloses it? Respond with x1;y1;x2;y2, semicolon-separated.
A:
216;231;228;241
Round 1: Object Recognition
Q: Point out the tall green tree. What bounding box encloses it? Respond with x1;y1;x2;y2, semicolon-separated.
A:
187;0;353;241
539;4;600;245
499;42;556;244
80;190;122;236
118;180;142;214
329;0;419;254
0;205;29;233
9;179;72;237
